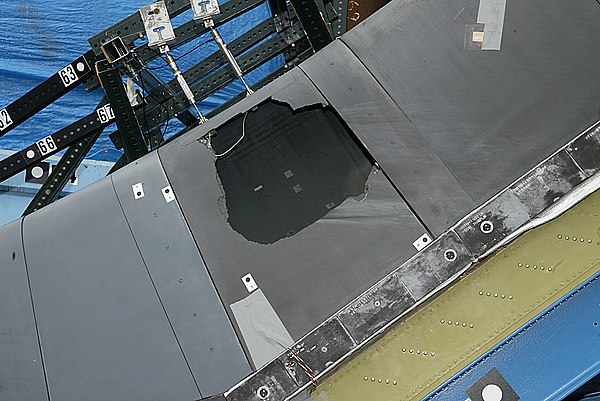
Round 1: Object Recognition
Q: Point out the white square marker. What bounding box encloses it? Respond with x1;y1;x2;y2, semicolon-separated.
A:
412;233;432;251
241;273;258;293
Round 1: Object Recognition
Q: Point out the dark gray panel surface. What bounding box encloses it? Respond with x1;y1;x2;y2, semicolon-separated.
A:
160;120;427;340
509;150;585;217
227;360;298;401
0;219;48;401
22;177;200;401
342;0;600;204
455;191;529;256
280;318;355;386
300;40;476;235
568;122;600;176
112;152;251;396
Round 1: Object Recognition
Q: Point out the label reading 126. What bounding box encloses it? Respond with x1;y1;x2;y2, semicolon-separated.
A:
59;64;79;87
0;108;13;131
96;104;115;124
36;135;57;156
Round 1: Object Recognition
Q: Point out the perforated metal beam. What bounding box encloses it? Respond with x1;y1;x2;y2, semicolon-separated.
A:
138;25;305;132
0;51;95;137
84;0;267;91
289;0;332;50
23;128;104;215
97;62;148;163
0;111;111;183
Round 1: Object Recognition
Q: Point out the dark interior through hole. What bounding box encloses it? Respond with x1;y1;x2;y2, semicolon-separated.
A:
210;100;374;244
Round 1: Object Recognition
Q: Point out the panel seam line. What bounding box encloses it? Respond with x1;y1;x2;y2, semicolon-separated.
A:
109;175;203;397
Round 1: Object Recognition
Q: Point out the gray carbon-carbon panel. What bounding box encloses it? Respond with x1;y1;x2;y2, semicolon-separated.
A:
509;150;585;217
22;177;200;401
159;129;427;340
279;318;356;386
300;40;476;235
227;360;298;401
112;152;251;395
568;122;600;176
455;191;529;256
342;0;600;204
337;270;415;343
399;231;472;294
0;220;48;401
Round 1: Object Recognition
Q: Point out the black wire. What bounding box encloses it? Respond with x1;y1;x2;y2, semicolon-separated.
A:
137;66;171;144
173;38;213;62
144;38;213;69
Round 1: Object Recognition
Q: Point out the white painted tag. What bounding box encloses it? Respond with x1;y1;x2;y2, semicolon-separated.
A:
132;182;145;199
0;108;13;131
412;233;433;251
161;185;175;203
241;273;258;293
58;64;79;87
96;104;115;124
35;135;57;156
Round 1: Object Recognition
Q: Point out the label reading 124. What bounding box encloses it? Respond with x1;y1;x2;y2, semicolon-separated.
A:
0;108;13;131
96;104;115;124
59;64;79;87
36;135;57;156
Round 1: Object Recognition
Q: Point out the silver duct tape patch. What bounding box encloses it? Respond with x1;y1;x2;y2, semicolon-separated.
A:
477;0;507;50
231;289;294;369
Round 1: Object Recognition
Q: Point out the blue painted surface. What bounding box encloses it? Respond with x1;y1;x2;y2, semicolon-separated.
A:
0;0;281;162
426;273;600;401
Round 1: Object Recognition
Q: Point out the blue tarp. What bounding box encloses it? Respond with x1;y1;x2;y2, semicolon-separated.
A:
0;0;281;161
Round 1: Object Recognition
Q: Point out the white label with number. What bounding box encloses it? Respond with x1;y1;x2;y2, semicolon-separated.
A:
36;135;57;156
0;108;13;131
96;104;115;124
58;64;79;87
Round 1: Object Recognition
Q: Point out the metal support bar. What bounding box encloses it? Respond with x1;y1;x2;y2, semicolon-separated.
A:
23;127;104;215
206;21;254;95
138;68;199;126
97;62;148;163
138;25;304;131
0;111;111;183
88;0;192;55
289;0;332;51
330;0;347;38
0;51;95;137
84;0;266;91
206;48;313;118
163;17;276;95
